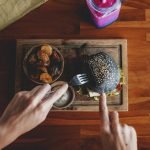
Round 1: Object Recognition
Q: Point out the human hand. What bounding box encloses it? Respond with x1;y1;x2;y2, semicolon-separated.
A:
0;83;68;149
99;93;137;150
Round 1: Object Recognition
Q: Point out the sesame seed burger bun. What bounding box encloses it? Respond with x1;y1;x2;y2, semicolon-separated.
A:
84;52;120;94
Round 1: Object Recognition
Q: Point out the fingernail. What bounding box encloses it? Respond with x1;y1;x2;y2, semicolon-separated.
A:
111;111;119;118
100;93;106;98
55;83;68;92
44;84;51;90
62;83;68;89
44;83;50;86
114;111;118;115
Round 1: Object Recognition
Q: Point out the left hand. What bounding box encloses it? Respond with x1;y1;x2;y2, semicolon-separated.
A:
0;83;68;149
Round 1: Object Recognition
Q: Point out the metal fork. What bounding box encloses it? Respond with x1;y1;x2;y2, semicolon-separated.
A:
70;73;89;86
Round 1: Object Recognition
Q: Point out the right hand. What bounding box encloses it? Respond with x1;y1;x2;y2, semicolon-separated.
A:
99;93;137;150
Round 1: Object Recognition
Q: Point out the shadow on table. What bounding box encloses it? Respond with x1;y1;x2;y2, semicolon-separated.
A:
80;137;102;150
79;0;92;24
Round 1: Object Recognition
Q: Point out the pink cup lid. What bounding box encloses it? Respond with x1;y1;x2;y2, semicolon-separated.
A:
89;0;121;13
93;0;116;8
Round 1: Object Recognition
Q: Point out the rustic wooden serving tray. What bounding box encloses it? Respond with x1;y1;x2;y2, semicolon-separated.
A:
15;39;128;111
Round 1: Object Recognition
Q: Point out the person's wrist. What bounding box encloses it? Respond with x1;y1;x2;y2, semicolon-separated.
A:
0;118;9;149
0;118;18;149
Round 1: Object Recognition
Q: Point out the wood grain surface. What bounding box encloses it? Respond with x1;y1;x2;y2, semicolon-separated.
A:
0;0;150;149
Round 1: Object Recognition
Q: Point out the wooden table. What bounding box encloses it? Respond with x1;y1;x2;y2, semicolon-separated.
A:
0;0;150;149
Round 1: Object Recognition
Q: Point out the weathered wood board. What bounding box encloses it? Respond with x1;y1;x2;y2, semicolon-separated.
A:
15;39;128;111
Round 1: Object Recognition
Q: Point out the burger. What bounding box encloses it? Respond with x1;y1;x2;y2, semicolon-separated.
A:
82;52;125;97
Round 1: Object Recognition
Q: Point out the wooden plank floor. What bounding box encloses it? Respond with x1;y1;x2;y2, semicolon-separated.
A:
0;0;150;149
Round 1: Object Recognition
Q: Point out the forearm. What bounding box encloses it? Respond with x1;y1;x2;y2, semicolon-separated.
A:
0;119;18;149
0;121;8;149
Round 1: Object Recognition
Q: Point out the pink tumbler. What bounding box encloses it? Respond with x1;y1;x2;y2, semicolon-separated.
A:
86;0;121;28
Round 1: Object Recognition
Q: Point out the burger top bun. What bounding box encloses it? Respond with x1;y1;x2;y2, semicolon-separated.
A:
83;52;120;94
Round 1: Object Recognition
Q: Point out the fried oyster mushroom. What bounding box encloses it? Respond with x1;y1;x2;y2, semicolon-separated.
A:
37;51;50;65
40;73;52;83
41;44;53;56
37;66;48;73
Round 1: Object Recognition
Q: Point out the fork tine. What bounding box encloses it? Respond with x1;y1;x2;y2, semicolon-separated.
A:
70;73;89;86
78;74;88;79
82;73;88;77
78;75;88;79
80;77;89;81
79;75;89;79
80;80;89;84
78;73;87;77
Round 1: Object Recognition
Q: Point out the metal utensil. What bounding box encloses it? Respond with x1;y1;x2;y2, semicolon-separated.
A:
70;73;89;86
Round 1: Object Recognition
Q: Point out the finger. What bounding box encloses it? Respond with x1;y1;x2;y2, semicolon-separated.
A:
30;85;42;95
99;93;110;132
121;124;131;146
30;84;51;106
129;127;137;140
13;91;28;101
40;83;68;109
129;127;138;150
6;91;28;105
110;111;121;136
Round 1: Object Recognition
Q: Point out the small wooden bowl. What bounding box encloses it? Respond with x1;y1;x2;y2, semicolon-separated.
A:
23;44;64;85
51;81;75;109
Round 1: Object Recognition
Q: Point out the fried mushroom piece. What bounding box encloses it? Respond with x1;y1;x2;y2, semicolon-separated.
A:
41;44;53;56
40;73;52;83
37;66;48;73
37;51;50;64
